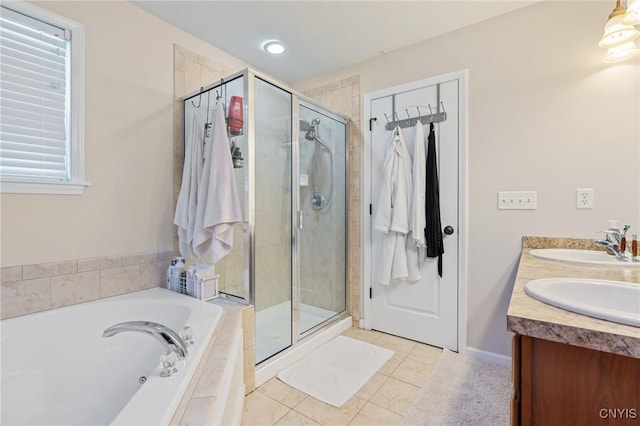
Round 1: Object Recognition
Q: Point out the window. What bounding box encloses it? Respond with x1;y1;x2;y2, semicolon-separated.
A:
0;3;86;194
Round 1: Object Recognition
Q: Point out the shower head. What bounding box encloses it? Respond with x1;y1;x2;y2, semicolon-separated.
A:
305;118;321;141
300;118;322;141
305;128;316;141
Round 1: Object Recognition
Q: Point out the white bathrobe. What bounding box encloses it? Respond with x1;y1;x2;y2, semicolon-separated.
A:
373;126;417;285
192;102;243;263
174;109;204;261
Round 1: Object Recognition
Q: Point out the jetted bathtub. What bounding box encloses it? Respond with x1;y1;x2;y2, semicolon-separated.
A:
1;288;223;425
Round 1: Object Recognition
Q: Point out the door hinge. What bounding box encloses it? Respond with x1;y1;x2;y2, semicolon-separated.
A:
369;117;377;132
369;287;372;299
369;204;372;215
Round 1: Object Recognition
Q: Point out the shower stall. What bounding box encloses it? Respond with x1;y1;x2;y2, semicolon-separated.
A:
182;69;349;369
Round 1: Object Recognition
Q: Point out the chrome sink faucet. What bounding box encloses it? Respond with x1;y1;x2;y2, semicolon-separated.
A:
605;229;623;246
594;239;629;261
103;321;189;377
594;224;632;261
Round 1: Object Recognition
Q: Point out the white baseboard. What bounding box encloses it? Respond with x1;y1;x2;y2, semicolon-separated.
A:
466;347;512;367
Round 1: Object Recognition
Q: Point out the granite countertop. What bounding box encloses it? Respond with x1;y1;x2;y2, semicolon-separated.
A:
507;236;640;359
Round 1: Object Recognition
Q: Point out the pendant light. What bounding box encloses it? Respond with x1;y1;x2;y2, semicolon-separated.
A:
603;42;639;63
599;0;639;49
623;0;640;25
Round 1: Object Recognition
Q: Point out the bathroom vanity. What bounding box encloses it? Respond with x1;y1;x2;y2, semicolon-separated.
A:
507;237;640;426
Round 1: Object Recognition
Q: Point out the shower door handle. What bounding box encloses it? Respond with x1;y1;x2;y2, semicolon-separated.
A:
298;210;303;229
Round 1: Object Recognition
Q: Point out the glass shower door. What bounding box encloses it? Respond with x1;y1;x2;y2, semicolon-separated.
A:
298;103;347;334
254;78;293;364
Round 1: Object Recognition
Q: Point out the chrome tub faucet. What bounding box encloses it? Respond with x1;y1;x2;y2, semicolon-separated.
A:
103;321;189;377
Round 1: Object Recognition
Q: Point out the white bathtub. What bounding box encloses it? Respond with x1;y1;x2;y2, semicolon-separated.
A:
1;288;223;426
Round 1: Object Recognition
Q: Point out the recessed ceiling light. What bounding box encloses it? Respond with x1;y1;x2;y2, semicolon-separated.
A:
262;40;286;55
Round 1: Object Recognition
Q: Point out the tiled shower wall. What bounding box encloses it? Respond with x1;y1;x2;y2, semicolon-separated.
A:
298;106;347;314
302;77;362;324
0;251;171;319
253;79;293;312
173;45;245;298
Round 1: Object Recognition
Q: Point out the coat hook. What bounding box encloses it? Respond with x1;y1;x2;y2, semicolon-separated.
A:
405;109;411;120
393;112;400;122
440;101;446;114
428;104;434;122
384;113;390;123
191;86;203;108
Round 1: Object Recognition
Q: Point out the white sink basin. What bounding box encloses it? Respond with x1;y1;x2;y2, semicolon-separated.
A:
525;278;640;327
529;248;640;267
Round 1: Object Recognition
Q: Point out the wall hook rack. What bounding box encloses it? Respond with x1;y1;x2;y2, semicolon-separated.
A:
383;103;447;131
372;83;449;131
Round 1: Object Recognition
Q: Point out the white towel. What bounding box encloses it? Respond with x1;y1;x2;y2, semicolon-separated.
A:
192;102;243;263
174;110;204;261
407;121;427;281
410;123;427;261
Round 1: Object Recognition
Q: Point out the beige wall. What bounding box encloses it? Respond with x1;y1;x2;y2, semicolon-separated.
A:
294;2;640;357
1;1;246;268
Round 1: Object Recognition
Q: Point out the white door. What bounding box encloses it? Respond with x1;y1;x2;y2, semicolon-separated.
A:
365;75;462;351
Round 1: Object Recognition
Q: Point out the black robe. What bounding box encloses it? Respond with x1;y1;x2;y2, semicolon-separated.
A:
425;122;444;277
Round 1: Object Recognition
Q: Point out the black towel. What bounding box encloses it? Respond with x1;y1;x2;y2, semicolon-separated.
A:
425;122;444;277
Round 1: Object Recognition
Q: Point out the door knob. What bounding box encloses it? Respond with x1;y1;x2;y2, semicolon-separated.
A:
443;226;455;235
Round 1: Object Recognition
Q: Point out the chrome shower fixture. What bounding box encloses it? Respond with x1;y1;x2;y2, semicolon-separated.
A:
305;118;321;141
299;117;333;210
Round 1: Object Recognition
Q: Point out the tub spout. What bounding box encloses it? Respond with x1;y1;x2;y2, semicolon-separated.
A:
103;321;189;358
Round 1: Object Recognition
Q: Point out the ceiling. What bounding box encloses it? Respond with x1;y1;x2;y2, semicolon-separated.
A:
133;1;538;83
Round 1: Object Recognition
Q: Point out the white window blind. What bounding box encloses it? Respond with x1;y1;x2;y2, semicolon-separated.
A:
0;6;71;182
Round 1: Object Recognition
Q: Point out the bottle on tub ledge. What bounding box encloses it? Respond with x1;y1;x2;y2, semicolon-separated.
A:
168;257;186;293
632;233;638;262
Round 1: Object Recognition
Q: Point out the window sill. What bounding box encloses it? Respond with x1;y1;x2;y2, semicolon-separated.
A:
1;179;91;195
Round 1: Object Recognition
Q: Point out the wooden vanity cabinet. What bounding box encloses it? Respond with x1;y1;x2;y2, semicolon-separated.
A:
511;335;640;426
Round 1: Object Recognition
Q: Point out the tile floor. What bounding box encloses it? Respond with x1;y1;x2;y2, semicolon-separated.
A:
242;327;443;426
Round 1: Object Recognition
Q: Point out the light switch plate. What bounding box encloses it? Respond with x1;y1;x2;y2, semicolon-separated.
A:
498;191;537;210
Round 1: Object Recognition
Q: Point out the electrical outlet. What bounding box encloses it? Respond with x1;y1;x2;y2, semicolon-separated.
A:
576;188;594;209
498;191;537;210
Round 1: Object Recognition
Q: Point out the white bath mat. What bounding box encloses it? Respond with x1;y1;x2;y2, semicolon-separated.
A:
276;335;394;407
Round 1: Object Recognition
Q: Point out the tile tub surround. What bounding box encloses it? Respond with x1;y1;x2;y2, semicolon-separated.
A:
170;301;254;425
507;237;640;358
0;250;172;319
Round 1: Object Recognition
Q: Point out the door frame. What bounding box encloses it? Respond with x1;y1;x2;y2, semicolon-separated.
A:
362;69;469;354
